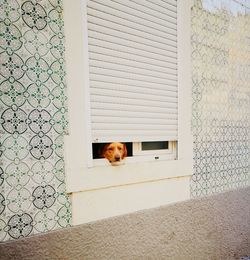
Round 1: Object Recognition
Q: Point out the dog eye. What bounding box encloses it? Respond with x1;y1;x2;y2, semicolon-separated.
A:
118;147;122;150
108;147;113;151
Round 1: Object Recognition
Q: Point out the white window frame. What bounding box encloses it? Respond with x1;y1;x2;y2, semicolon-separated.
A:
63;0;193;193
132;141;177;160
93;141;176;167
92;140;176;167
133;141;176;156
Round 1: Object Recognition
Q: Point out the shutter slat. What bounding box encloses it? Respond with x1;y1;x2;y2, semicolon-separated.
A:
93;130;178;136
160;0;177;7
90;88;177;103
146;0;177;12
92;130;177;142
88;0;178;142
92;116;177;125
91;96;177;109
89;44;177;68
88;33;177;61
89;51;177;74
88;2;177;40
90;82;177;97
89;59;177;81
91;80;177;97
92;123;177;131
90;0;177;35
92;0;177;29
132;0;177;19
90;67;177;86
91;109;177;120
111;0;177;26
91;102;177;112
88;22;177;53
90;74;177;92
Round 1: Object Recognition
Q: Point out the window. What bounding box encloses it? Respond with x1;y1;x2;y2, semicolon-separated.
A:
87;0;179;165
141;141;169;151
64;0;193;192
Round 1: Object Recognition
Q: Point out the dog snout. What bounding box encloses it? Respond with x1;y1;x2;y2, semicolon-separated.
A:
115;155;120;161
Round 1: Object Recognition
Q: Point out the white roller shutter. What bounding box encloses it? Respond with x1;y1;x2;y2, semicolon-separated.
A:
87;0;178;143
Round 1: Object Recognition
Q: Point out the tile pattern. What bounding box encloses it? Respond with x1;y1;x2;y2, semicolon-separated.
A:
0;0;71;241
191;0;250;197
1;0;249;241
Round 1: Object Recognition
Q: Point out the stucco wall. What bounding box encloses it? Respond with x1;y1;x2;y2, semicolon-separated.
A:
0;186;249;260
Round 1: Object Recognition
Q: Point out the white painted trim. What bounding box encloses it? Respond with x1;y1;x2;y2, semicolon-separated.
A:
63;0;90;172
93;152;176;167
177;0;193;162
72;176;191;225
80;0;93;168
67;159;192;193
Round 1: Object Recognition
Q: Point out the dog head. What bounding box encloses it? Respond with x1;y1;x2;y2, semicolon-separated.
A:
101;142;127;166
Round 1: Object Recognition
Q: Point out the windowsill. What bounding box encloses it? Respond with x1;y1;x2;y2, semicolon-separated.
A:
92;154;176;167
66;159;193;193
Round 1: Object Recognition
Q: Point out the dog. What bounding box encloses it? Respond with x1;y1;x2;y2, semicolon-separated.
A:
101;142;127;166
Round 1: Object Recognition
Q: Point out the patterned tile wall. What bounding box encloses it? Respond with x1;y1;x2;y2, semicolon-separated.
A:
0;0;71;241
191;0;250;197
0;0;250;242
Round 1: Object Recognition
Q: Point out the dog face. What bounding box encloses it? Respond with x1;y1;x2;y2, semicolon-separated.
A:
101;142;127;166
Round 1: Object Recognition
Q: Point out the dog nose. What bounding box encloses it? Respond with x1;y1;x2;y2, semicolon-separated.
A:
115;156;120;161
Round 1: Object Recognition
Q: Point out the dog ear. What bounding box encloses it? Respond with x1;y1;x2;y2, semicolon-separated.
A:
122;143;127;159
99;144;109;158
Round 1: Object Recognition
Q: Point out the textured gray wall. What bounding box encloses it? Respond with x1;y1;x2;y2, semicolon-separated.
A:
0;186;249;260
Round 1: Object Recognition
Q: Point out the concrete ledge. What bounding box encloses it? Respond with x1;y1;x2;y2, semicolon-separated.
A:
1;187;250;260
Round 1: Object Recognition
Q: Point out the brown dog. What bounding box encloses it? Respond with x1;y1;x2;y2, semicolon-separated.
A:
101;142;127;166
